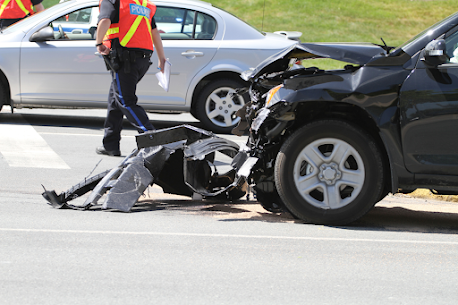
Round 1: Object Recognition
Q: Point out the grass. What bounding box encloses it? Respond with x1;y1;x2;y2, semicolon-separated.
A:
43;0;458;69
40;0;458;202
43;0;457;47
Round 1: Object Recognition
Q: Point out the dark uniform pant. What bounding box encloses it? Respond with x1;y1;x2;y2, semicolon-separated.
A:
103;54;155;151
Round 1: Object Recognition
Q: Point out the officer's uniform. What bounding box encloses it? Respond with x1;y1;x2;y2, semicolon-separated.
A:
0;0;42;28
98;0;157;153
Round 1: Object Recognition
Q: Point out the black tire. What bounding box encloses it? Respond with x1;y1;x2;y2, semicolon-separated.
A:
274;120;385;225
195;78;248;134
253;187;285;214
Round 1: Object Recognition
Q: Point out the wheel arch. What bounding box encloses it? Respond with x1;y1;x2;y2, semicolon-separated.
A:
190;71;248;116
0;68;11;107
289;101;394;198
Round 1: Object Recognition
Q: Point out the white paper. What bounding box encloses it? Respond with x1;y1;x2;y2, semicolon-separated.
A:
155;59;171;92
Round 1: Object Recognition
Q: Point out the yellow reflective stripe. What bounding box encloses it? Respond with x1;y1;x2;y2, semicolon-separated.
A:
120;0;152;47
142;0;152;39
121;15;142;46
15;0;30;16
106;27;119;35
0;0;13;17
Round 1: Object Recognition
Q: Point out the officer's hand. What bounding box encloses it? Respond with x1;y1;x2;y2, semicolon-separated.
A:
97;44;110;56
158;57;166;73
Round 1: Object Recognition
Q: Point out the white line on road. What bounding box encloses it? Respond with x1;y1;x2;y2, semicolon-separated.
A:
1;227;457;245
0;116;70;169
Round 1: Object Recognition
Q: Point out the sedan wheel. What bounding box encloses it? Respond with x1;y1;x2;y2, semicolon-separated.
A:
274;120;385;225
196;79;247;133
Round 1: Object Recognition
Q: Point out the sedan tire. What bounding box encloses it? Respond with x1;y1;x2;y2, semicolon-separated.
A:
196;78;247;134
274;119;385;225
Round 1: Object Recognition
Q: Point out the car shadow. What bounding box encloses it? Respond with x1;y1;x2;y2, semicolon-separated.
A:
131;197;458;234
351;206;458;233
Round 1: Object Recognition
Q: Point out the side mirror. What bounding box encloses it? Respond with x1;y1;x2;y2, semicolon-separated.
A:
29;26;54;42
422;39;449;67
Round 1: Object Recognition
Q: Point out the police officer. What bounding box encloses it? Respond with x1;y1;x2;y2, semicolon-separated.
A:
95;0;166;156
0;0;44;28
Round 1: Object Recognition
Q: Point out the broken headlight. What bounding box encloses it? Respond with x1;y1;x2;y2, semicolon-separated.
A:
263;84;295;108
265;84;284;108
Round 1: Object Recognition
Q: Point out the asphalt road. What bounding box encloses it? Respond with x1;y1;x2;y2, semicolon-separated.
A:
1;107;458;305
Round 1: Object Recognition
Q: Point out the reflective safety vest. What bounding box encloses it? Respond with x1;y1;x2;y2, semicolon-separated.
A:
103;0;155;51
0;0;34;19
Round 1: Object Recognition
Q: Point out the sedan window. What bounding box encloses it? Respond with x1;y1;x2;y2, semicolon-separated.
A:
156;6;216;40
51;6;98;40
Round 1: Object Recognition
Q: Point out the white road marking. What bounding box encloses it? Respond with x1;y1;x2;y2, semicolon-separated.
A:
0;116;70;169
0;227;457;245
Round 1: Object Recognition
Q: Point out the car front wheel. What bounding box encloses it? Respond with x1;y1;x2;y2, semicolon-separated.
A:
195;78;247;134
274;120;385;225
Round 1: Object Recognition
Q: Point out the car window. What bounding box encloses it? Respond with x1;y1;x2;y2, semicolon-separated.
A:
156;6;216;40
195;12;216;40
51;6;98;40
445;30;458;63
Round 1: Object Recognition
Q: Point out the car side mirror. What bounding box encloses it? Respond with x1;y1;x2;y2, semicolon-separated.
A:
422;39;449;67
29;26;54;42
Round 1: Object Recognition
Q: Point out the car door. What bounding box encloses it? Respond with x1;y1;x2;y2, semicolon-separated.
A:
20;5;110;106
399;28;458;175
136;5;220;109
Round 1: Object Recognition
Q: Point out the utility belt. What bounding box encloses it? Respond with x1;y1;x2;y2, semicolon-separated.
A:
104;45;152;73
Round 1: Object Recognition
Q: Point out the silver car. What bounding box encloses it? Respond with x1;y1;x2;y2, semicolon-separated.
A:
0;0;300;133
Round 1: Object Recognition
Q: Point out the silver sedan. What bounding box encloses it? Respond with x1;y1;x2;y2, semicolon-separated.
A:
0;0;300;133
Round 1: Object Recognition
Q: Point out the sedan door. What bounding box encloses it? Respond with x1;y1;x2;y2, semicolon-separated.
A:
20;5;110;107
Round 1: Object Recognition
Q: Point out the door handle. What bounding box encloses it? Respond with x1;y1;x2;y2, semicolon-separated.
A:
181;50;204;58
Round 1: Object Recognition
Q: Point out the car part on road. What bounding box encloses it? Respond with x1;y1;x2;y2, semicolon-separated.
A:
42;125;254;212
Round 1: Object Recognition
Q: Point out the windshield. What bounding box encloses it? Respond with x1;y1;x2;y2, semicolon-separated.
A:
392;12;458;55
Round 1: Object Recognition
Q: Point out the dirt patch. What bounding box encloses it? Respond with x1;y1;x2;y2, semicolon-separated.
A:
406;189;458;203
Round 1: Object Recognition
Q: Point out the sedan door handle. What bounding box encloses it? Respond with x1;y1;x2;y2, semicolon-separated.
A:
181;50;204;58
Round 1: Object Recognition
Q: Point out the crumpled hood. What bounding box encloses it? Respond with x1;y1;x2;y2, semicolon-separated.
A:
243;42;387;80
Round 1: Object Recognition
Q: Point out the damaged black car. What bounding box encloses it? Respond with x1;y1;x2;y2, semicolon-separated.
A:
44;11;458;225
234;11;458;224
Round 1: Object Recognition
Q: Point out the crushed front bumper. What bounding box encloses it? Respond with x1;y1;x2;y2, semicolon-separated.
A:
42;125;257;212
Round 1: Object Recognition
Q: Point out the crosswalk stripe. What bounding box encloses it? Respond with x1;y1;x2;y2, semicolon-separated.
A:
0;115;70;169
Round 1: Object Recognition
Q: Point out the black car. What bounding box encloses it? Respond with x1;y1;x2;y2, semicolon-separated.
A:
235;11;458;225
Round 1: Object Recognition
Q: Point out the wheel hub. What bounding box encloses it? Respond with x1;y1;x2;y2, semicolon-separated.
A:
218;98;233;114
318;162;342;185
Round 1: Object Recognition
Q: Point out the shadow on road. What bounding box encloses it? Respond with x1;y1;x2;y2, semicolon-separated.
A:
352;206;458;233
133;197;458;233
132;198;300;223
0;111;204;131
